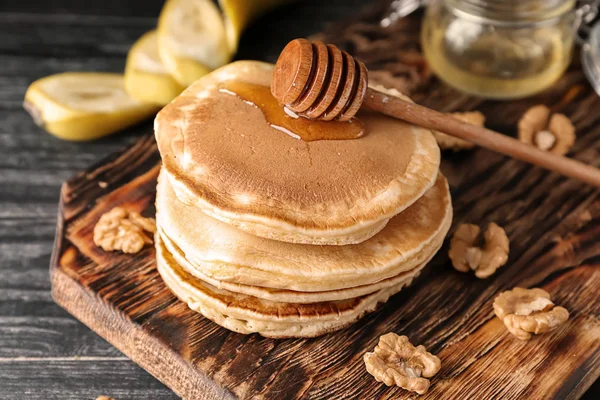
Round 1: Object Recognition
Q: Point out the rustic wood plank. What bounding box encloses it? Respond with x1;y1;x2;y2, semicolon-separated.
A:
0;10;163;396
0;316;123;357
427;266;600;400
50;146;600;399
0;290;58;318
0;359;178;400
0;0;165;17
0;111;150;173
0;13;153;57
51;257;236;400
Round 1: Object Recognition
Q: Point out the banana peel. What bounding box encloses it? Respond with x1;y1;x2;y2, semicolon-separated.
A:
24;73;159;141
157;0;296;87
125;30;185;106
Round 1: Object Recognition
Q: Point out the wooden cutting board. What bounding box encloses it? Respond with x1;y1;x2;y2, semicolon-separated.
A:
50;8;600;400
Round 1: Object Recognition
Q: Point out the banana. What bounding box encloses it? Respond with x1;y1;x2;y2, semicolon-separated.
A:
125;30;185;106
157;0;227;87
24;73;158;141
25;0;296;140
157;0;296;87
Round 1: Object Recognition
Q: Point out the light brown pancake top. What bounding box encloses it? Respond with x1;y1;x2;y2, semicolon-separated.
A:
155;61;440;231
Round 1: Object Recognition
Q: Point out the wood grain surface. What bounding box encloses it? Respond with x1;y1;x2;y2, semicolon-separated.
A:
48;4;600;400
50;138;600;400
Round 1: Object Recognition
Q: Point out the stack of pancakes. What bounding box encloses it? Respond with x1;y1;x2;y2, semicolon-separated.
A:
154;61;452;338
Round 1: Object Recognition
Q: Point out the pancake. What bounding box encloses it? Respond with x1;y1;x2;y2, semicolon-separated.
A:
156;168;452;292
155;60;440;245
156;237;418;338
157;232;435;303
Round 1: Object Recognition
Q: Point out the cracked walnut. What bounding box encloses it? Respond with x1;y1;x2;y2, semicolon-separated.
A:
493;287;569;340
518;105;575;155
449;223;509;279
364;333;441;395
93;207;156;254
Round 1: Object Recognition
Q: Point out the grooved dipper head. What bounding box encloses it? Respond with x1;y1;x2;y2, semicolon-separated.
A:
271;38;368;122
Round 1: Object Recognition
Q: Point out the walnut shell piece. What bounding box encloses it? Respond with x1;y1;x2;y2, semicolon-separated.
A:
433;111;485;151
493;287;569;340
449;223;509;279
518;105;575;155
364;333;441;395
93;207;156;254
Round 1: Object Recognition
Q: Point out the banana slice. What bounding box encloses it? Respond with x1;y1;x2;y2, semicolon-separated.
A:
157;0;229;87
24;73;158;141
125;30;185;106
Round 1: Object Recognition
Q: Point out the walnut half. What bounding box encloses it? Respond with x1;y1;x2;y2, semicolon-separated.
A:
493;287;569;340
433;111;485;151
93;207;156;254
518;105;575;155
449;223;509;279
364;333;441;395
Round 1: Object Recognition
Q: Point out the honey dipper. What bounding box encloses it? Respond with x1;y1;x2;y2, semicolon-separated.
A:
271;38;600;187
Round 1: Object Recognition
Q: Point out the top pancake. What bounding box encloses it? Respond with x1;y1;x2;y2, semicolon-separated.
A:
155;61;440;245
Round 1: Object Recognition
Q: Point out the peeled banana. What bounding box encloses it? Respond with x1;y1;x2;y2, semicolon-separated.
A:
24;73;159;141
125;30;185;106
157;0;296;87
157;0;226;87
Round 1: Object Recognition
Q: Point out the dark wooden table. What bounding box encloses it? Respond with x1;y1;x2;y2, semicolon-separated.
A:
0;0;598;399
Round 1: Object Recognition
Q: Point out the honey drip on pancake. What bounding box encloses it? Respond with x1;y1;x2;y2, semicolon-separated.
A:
219;81;364;142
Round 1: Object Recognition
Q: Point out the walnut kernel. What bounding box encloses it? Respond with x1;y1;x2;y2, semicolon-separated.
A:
364;333;441;395
518;105;575;155
93;207;156;254
433;111;485;151
449;223;509;279
493;287;569;340
534;130;556;151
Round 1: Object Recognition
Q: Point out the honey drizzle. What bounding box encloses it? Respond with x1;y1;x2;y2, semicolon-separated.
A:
219;81;364;142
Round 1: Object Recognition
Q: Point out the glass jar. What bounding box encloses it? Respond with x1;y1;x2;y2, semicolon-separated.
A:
421;0;578;99
583;20;600;96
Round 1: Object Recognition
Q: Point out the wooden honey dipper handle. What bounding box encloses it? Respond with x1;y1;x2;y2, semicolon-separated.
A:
272;39;600;187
